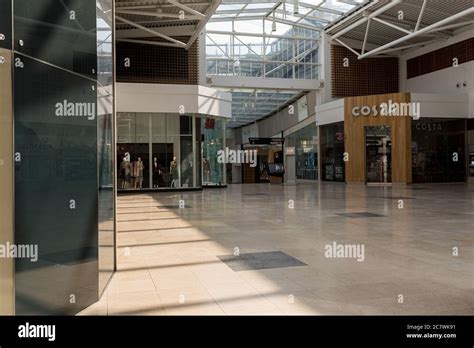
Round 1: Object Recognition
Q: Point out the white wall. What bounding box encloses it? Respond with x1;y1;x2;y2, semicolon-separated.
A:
320;32;335;105
314;98;344;126
117;83;232;118
400;26;474;118
411;93;469;119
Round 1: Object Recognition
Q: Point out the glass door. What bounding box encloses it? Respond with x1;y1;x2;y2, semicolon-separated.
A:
365;126;392;184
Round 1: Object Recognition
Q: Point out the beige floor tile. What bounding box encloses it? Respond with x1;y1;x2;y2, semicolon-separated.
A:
108;291;164;315
81;183;474;315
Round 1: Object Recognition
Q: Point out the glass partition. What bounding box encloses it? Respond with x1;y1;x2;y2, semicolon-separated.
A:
202;117;226;186
321;122;345;182
412;118;466;183
287;123;318;181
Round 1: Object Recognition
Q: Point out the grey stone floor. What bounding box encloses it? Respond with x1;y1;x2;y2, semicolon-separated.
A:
80;182;473;315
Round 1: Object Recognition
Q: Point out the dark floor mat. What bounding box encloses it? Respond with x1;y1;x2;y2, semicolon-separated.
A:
218;251;306;271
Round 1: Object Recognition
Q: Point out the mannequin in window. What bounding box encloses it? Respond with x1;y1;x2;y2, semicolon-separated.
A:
274;151;283;164
133;157;144;189
170;156;178;187
119;157;132;189
153;157;162;188
203;156;211;184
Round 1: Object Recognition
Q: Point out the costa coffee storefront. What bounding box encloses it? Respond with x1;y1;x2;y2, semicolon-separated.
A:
317;92;469;184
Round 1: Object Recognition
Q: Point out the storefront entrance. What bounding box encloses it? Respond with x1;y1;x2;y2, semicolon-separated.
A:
365;126;392;184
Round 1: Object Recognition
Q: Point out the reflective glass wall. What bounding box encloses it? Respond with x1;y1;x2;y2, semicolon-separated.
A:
202;117;226;186
320;122;345;182
7;0;115;315
287;123;318;181
117;113;208;190
412;118;466;183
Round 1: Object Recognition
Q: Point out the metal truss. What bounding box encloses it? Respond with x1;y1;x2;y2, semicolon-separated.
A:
115;0;222;49
206;0;368;127
328;0;474;59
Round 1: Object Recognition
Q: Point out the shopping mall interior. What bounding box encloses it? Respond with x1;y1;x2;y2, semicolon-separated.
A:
0;0;473;316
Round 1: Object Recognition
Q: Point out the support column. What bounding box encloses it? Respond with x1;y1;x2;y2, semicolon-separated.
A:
0;47;14;315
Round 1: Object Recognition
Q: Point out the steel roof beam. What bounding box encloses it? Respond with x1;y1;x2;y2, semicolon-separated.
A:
187;0;222;49
358;6;474;59
167;0;206;19
206;30;318;40
330;0;402;40
116;2;210;10
116;9;202;20
116;38;186;48
115;15;187;47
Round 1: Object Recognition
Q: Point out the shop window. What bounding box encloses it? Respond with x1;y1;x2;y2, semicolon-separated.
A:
321;122;345;182
202;117;225;186
287;123;318;181
117;112;205;190
412;119;466;183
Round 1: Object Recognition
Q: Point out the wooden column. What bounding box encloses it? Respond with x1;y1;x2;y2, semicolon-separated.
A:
344;92;412;184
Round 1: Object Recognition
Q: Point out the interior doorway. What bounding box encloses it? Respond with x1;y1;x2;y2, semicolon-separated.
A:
365;126;392;184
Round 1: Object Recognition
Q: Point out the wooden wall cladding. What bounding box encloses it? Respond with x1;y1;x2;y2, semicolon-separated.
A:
407;38;474;79
344;92;412;184
331;45;399;98
116;36;199;84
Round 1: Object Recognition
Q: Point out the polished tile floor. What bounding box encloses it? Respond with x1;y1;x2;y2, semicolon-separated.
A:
80;182;474;315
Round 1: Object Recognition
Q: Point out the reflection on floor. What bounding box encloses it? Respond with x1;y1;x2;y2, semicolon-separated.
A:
80;183;474;315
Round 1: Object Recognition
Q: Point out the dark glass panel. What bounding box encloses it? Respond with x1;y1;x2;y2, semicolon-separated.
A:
0;0;12;49
14;0;97;77
14;54;98;314
321;122;345;182
151;143;174;188
195;116;202;187
180;115;192;135
412;119;466;183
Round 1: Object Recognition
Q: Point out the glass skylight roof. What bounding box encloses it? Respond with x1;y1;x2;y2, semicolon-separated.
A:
209;0;367;26
206;0;369;128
